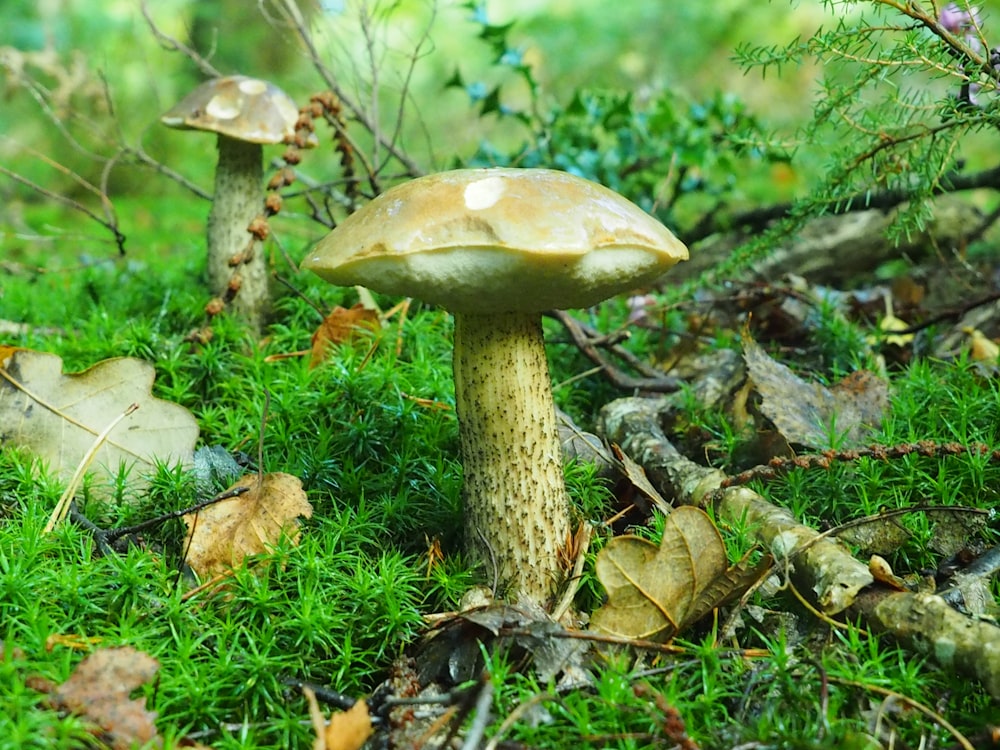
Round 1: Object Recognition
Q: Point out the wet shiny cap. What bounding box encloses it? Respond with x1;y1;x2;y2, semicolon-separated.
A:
303;168;689;314
162;75;304;145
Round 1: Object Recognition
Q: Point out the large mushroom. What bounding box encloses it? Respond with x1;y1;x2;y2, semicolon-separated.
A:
162;75;307;332
303;168;688;605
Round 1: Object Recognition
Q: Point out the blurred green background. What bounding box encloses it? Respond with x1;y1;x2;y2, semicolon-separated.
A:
0;0;831;265
5;0;998;273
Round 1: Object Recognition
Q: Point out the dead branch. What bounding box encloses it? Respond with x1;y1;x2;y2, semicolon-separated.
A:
850;587;1000;701
139;0;222;78
547;310;682;393
677;195;985;285
0;165;125;254
598;395;1000;702
268;0;425;182
599;397;874;613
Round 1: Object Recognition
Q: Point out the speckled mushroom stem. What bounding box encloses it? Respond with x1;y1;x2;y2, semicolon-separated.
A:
208;136;270;332
452;310;573;604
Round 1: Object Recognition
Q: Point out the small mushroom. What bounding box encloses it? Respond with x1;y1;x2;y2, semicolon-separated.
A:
162;75;308;332
303;168;689;605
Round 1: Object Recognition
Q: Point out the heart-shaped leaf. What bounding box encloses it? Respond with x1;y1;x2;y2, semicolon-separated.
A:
591;506;767;642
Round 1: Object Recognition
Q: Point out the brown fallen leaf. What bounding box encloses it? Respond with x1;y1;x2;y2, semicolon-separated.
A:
0;350;198;493
305;687;374;750
183;472;313;578
610;443;672;516
591;506;768;642
742;329;888;450
310;303;380;367
50;647;161;750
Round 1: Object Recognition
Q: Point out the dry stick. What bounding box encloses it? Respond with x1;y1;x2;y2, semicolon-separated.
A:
547;310;681;393
44;403;139;533
0;165;126;254
70;485;250;556
599;395;1000;702
140;0;222;78
275;0;423;180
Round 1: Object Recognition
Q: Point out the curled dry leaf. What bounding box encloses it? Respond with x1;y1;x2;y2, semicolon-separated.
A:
183;472;313;578
305;688;374;750
591;506;769;642
49;647;161;750
742;329;888;450
0;349;198;491
310;303;380;367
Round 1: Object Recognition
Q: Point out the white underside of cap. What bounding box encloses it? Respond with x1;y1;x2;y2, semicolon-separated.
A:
312;246;667;313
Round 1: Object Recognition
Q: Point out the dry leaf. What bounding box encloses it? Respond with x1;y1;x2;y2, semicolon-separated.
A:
183;472;313;578
306;691;374;750
591;506;767;642
964;327;1000;362
50;647;161;750
610;443;672;515
742;331;888;450
0;350;198;491
310;304;380;367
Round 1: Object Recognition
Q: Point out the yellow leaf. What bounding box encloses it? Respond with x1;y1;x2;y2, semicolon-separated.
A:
183;472;313;578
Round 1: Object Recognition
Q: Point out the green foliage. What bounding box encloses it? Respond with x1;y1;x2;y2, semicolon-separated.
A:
749;355;1000;570
735;0;1000;242
453;4;786;232
5;2;1000;747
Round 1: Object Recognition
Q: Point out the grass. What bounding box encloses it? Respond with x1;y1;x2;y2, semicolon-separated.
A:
3;222;1000;747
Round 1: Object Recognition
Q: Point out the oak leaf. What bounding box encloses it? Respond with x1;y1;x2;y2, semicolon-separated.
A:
50;647;162;750
0;349;198;491
183;472;313;578
305;688;374;750
742;331;888;450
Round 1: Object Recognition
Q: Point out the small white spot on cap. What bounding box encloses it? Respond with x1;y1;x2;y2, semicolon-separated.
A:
238;78;268;96
464;176;505;210
206;94;241;120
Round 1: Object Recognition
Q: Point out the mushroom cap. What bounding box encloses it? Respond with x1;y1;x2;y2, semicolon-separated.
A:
161;75;303;145
303;168;689;313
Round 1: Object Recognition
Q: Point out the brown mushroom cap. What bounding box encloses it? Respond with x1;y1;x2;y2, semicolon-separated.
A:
302;168;688;314
161;75;301;145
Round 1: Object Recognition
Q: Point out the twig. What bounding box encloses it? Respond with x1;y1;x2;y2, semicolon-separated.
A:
0;165;126;255
459;677;494;750
686;162;1000;243
274;0;423;179
547;310;681;393
68;486;251;556
140;0;222;78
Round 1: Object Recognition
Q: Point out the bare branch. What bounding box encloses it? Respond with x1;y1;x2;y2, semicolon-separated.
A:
140;0;222;78
0;165;125;254
273;0;424;180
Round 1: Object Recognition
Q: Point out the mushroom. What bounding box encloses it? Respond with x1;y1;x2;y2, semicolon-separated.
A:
162;75;307;332
303;168;688;604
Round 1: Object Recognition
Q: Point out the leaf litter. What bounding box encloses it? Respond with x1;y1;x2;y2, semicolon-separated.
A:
25;646;207;750
0;349;198;494
591;505;770;642
182;471;313;578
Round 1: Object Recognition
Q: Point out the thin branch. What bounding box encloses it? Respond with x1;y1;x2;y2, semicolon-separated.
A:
275;0;423;179
547;310;681;393
140;0;222;78
685;161;1000;242
0;165;125;254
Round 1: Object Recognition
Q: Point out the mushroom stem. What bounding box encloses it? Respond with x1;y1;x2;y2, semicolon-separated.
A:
208;136;270;332
453;310;573;603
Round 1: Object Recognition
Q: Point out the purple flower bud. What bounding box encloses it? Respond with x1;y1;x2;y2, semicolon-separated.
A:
939;3;982;35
